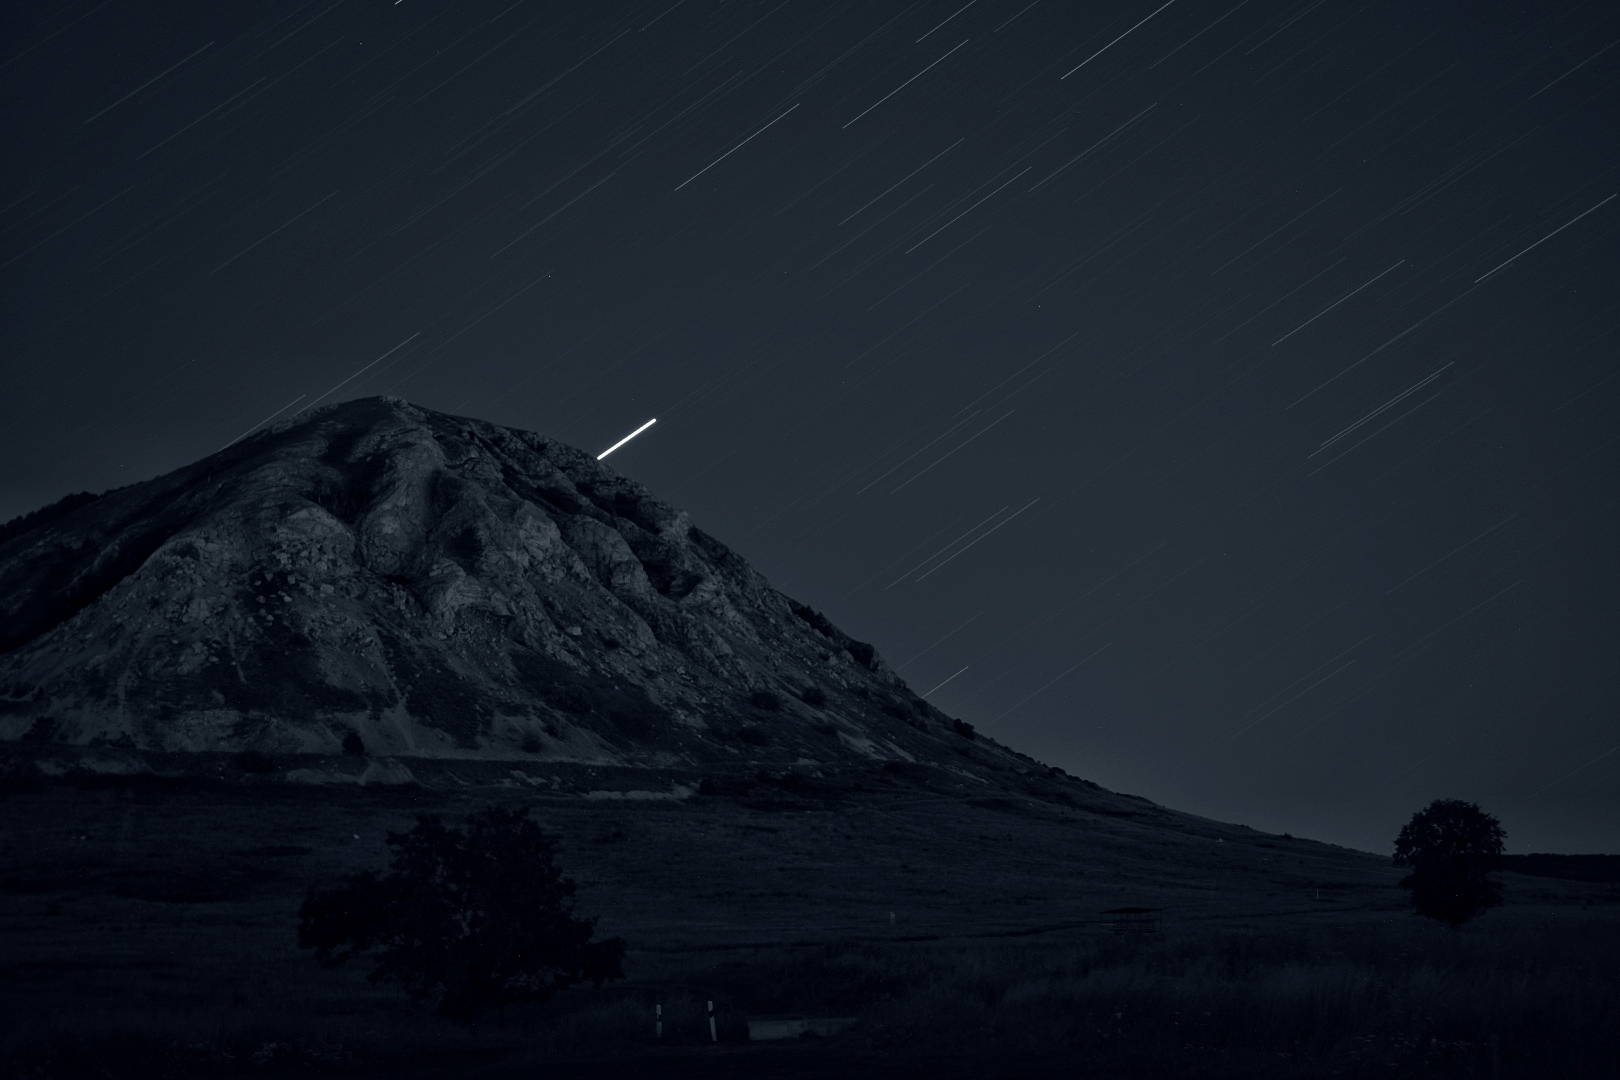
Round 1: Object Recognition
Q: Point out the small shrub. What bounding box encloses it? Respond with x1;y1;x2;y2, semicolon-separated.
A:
298;807;625;1021
341;731;365;756
952;719;976;740
748;690;782;711
735;723;769;746
800;686;827;707
520;732;543;754
234;749;277;774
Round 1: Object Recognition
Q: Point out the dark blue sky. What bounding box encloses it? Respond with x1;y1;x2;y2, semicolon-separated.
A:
2;0;1616;852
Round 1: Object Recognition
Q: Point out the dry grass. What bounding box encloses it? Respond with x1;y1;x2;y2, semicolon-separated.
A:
2;772;1615;1077
9;913;1613;1078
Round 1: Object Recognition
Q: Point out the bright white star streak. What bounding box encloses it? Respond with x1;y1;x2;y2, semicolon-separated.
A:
597;418;657;460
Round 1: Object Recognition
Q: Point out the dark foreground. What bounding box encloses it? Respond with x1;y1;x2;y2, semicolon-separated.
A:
2;757;1616;1079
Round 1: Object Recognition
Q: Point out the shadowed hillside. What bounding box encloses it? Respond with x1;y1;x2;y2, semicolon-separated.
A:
0;398;1011;773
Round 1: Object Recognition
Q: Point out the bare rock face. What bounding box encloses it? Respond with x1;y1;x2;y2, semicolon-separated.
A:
0;398;1008;770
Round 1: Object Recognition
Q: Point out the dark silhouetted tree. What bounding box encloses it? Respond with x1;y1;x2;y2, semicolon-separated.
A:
297;807;625;1021
1393;798;1506;926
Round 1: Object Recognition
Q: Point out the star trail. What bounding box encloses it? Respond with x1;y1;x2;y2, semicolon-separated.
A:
1;0;1616;852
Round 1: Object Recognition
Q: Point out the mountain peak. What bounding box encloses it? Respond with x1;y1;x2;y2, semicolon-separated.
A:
0;398;1013;773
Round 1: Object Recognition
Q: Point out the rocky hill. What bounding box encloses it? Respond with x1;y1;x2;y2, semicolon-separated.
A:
0;397;1020;775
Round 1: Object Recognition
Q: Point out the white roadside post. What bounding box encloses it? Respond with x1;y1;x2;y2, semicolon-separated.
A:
708;1000;717;1042
656;1002;662;1040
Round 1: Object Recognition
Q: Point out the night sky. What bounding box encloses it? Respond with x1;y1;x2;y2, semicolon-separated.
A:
2;0;1616;853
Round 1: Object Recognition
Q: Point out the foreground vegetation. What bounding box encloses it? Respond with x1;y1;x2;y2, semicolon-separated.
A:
5;907;1616;1078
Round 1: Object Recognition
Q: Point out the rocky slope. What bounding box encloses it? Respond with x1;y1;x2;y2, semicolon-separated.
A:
0;397;1018;773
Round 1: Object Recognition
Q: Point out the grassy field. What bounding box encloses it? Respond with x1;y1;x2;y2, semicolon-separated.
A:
2;758;1615;1078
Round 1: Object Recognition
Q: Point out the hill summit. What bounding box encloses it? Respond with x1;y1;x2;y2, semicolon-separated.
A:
0;397;1013;772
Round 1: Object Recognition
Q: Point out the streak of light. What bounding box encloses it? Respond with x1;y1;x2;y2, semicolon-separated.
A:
966;536;1179;673
210;190;340;275
916;498;1041;581
597;418;657;460
993;0;1041;33
518;128;636;212
805;185;933;274
843;39;969;128
1145;549;1347;681
1281;583;1523;750
840;139;963;225
251;0;344;60
1551;368;1620;414
0;189;65;233
1149;0;1250;68
906;168;1029;252
137;79;268;159
0;0;114;72
1061;0;1177;79
921;666;970;697
953;331;1081;416
1243;0;1325;55
675;104;799;190
613;72;739;162
1535;743;1620;796
1473;194;1617;283
1309;363;1453;458
490;169;620;256
1210;189;1340;275
1386;516;1517;593
220;396;306;451
83;41;214;124
1234;591;1365;673
1230;638;1369;738
1529;35;1620;99
1391;122;1541;219
414;8;547;104
771;139;880;218
836;515;970;601
384;273;557;393
1253;0;1393;87
781;1;923;99
856;412;984;497
890;410;1015;493
1211;257;1344;343
1391;582;1524;669
682;0;791;75
842;284;969;373
866;222;995;310
885;507;1010;589
1230;660;1357;738
0;186;131;270
988;644;1110;723
896;612;984;669
1027;104;1157;192
1288;287;1477;408
216;37;344;126
1271;260;1405;346
1307;387;1445;476
918;0;978;42
1026;215;1156;302
303;334;422;414
641;0;686;31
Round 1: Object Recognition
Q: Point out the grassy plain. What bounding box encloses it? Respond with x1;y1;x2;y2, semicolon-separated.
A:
1;755;1615;1078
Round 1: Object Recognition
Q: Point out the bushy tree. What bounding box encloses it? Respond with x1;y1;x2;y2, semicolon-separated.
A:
1393;798;1505;926
298;807;625;1021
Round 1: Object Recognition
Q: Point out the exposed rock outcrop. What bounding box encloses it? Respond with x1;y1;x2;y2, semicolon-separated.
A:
0;398;1011;771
